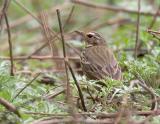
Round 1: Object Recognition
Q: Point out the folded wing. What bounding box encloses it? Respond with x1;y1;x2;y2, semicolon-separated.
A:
81;46;121;80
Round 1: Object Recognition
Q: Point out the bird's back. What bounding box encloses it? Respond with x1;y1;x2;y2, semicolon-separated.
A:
81;46;121;80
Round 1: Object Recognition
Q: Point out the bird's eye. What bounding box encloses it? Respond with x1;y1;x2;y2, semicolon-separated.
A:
87;34;93;38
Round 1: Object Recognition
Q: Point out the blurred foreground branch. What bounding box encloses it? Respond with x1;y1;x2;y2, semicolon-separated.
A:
71;0;160;16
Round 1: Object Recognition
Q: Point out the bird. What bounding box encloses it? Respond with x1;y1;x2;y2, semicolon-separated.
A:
75;31;122;80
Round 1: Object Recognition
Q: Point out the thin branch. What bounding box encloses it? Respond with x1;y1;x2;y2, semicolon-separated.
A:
65;42;81;56
57;10;67;57
66;61;87;111
27;42;48;57
12;73;40;101
56;9;75;115
13;0;59;63
39;11;54;57
63;6;75;30
134;0;141;58
7;2;69;29
15;68;82;75
0;55;79;61
71;0;160;16
13;0;41;24
4;11;14;76
147;29;160;34
24;111;69;116
0;97;21;117
147;29;160;41
13;0;80;58
13;0;56;57
31;117;114;124
30;109;160;124
57;8;86;112
148;5;160;29
25;109;160;118
135;74;158;110
0;0;10;29
86;86;95;103
45;89;65;100
97;110;160;118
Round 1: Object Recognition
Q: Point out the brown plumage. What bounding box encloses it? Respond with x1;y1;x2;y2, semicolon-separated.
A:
76;31;122;80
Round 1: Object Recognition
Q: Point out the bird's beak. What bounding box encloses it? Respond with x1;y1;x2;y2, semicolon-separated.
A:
74;30;85;37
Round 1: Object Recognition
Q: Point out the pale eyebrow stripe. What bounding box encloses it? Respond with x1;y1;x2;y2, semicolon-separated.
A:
87;32;95;35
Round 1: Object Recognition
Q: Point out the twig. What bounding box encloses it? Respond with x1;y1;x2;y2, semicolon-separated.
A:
27;42;48;57
15;68;82;75
115;80;137;123
13;0;80;58
86;86;95;103
0;0;10;30
13;0;56;62
45;89;65;100
24;109;160;118
4;11;14;76
57;10;67;57
25;36;57;60
12;73;40;101
147;29;160;34
0;97;21;117
56;9;75;116
30;109;160;124
147;29;160;41
39;11;54;57
57;7;86;111
115;48;148;53
63;6;75;30
13;0;41;24
13;0;57;49
134;0;141;58
7;2;69;29
114;94;129;124
66;61;87;111
17;96;42;109
0;55;79;61
135;74;158;110
65;42;81;56
148;5;160;29
71;0;160;16
24;111;69;116
63;6;82;55
31;117;114;124
96;110;160;118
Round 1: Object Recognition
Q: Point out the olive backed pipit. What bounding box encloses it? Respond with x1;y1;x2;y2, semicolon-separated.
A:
75;31;122;80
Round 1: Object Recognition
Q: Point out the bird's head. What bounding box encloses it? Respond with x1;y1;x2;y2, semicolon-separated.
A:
75;31;106;47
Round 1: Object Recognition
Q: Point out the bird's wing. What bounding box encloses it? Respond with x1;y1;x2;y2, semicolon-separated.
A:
81;46;121;80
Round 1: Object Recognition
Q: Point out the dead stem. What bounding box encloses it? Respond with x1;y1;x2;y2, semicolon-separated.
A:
71;0;160;16
56;9;76;118
66;61;87;111
134;0;141;58
12;73;40;101
0;97;21;117
148;5;160;29
4;11;14;76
